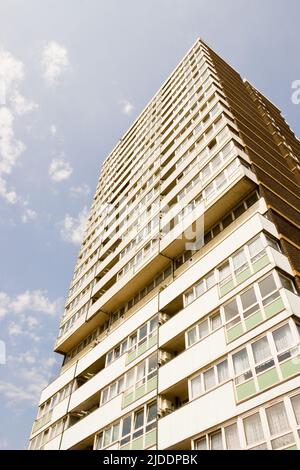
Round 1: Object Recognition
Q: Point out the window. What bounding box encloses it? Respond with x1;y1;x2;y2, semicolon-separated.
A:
191;375;202;398
243;413;264;446
233;348;250;375
279;273;295;293
211;312;221;330
187;327;197;347
225;424;240;449
210;431;223;450
258;275;277;303
224;299;239;323
198;320;209;339
266;403;290;437
272;324;293;353
217;360;229;382
252;337;274;374
204;368;215;391
248;237;263;260
291;394;300;425
194;437;207;450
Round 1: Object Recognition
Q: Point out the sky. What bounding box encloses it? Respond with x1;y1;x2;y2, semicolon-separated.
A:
0;0;299;450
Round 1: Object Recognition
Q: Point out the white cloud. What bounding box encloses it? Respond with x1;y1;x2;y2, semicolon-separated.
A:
11;91;38;116
0;292;10;318
0;48;24;99
120;99;134;115
21;208;37;223
7;321;23;336
0;48;37;206
49;124;57;136
10;290;61;316
41;41;69;87
49;157;73;182
0;107;26;176
0;176;18;204
69;183;90;198
60;206;89;245
0;289;62;320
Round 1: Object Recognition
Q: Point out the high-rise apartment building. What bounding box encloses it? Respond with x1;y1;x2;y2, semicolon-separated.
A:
29;39;300;451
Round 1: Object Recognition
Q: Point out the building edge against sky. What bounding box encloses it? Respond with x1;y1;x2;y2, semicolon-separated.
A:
29;38;300;450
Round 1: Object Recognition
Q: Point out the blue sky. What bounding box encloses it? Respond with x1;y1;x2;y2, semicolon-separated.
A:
0;0;299;450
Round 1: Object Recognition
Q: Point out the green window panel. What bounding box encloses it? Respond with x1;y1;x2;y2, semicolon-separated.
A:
264;297;284;319
122;391;134;408
32;412;52;433
220;279;235;297
137;342;148;357
120;443;131;450
235;379;256;402
135;384;146;401
126;334;158;365
146;376;157;393
257;367;279;391
148;334;158;349
145;429;157;448
252;254;269;273
226;323;244;343
125;350;137;365
244;310;263;332
235;267;252;285
280;355;300;379
131;436;144;450
286;445;298;450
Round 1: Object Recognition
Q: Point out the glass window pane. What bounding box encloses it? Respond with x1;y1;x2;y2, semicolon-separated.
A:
210;431;223;450
139;324;147;341
272;325;293;352
195;437;207;450
204;368;216;391
195;280;205;297
112;423;120;442
219;262;230;281
224;299;239;322
198;320;209;339
147;402;157;423
122;416;132;437
134;409;144;430
148;355;157;374
252;337;271;364
191;375;202;399
244;413;264;445
187;327;197;346
103;428;112;447
291;394;300;425
206;272;215;289
266;403;290;436
137;362;146;382
258;275;276;298
248;237;263;258
279;274;294;292
217;360;229;383
233;348;250;375
211;313;221;330
241;287;257;310
225;423;240;450
232;250;247;270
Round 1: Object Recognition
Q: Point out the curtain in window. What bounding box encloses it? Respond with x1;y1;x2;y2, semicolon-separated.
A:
225;424;240;449
266;403;290;436
252;337;271;364
191;375;202;399
233;349;250;374
217;360;229;383
210;431;223;450
244;413;264;445
291;394;300;425
195;437;207;450
273;325;293;352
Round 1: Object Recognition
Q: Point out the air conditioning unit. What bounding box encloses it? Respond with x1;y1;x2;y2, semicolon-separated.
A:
158;350;173;366
158;312;170;325
158;397;174;417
